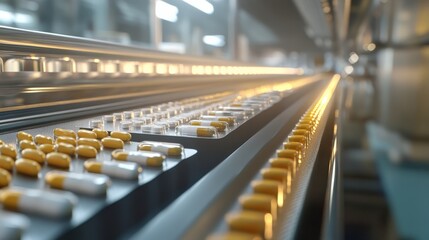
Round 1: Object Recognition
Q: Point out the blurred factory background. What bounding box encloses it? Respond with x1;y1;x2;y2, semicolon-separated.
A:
1;0;429;239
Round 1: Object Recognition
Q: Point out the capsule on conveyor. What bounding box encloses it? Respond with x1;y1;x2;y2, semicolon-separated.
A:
225;211;273;239
39;144;55;154
137;141;183;156
0;212;29;240
76;145;97;158
261;168;291;194
84;160;141;180
45;171;110;196
287;135;307;148
101;137;124;149
15;159;40;177
112;150;165;167
110;131;132;142
176;125;217;137
21;149;45;165
141;124;167;134
251;180;283;207
200;115;235;126
207;231;262;240
16;131;33;142
0;144;17;159
208;111;245;120
0;168;11;188
239;194;277;221
283;142;305;163
56;136;76;146
0;188;76;218
56;142;76;155
276;149;298;173
269;158;294;175
46;152;71;169
77;129;97;139
92;128;109;139
19;140;37;150
53;128;76;139
77;138;101;151
34;134;54;145
0;155;14;171
292;129;310;140
189;120;228;132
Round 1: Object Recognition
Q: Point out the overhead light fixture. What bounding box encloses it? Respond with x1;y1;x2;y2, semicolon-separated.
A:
156;0;179;23
203;35;225;47
344;65;354;75
348;52;359;64
366;43;376;51
182;0;214;14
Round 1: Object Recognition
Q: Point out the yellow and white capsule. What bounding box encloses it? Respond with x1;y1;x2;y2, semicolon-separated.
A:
251;180;284;208
176;125;217;137
207;231;262;240
101;137;124;149
112;150;165;167
137;141;183;156
84;160;141;180
76;145;97;158
0;144;17;159
53;128;76;139
0;168;12;188
21;149;45;165
15;159;41;177
208;111;245;120
46;152;71;169
56;142;76;156
110;131;132;142
92;128;109;139
45;171;110;196
0;188;75;218
77;129;97;139
239;194;277;222
0;212;29;240
56;136;76;146
0;155;14;171
34;134;54;145
39;144;55;154
200;115;236;126
226;211;273;239
189;120;228;132
19;140;37;150
77;138;101;151
16;131;33;142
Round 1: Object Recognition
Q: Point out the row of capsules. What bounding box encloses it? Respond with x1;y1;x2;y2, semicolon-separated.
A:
208;80;339;240
0;127;184;238
96;90;282;138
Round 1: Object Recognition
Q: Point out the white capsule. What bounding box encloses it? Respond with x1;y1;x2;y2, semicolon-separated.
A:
219;106;254;116
141;125;166;134
84;160;141;180
208;111;245;120
103;115;114;122
140;107;153;114
0;188;76;219
45;171;110;196
89;119;103;128
120;120;133;129
0;212;29;240
122;111;133;119
113;113;123;121
132;120;144;128
132;110;142;118
176;125;217;137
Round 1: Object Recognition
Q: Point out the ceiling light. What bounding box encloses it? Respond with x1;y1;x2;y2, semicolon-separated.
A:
203;35;225;47
156;0;178;23
183;0;214;14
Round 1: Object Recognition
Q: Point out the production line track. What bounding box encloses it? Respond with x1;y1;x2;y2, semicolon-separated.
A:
0;76;329;240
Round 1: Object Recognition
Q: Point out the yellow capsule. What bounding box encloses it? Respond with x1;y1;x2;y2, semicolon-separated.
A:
46;152;71;169
1;144;17;159
277;149;298;161
0;139;4;146
251;180;283;207
0;155;14;171
288;135;307;148
0;168;11;188
77;138;101;151
21;149;45;165
239;194;277;221
15;158;41;177
16;131;33;142
101;137;124;149
284;142;304;159
19;140;37;150
295;124;312;132
56;136;76;146
207;232;262;240
269;158;294;172
226;211;273;239
292;129;310;139
77;129;97;139
55;142;76;156
53;128;76;139
39;144;55;154
93;128;109;139
34;134;54;145
110;131;132;142
76;145;97;158
261;168;290;194
137;141;183;156
112;150;165;167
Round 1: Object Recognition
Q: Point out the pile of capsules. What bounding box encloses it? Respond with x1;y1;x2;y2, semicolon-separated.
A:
0;127;184;238
94;91;283;138
208;80;338;240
